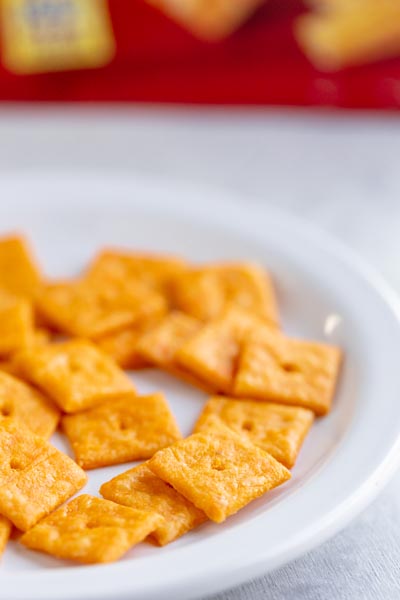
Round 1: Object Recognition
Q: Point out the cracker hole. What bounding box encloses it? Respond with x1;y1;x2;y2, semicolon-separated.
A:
242;421;254;432
119;419;131;431
10;458;23;470
0;406;12;417
85;521;99;529
281;362;300;373
211;461;226;472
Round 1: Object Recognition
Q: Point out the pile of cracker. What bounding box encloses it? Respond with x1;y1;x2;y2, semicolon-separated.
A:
0;235;342;565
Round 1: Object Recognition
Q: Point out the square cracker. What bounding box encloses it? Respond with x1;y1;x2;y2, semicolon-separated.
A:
171;262;279;324
136;311;201;368
0;235;41;299
15;340;135;413
37;276;167;339
96;327;149;370
194;396;314;468
101;463;207;545
0;296;35;357
87;250;187;294
0;419;87;531
0;515;12;558
0;371;60;439
95;314;161;369
233;327;342;416
148;428;291;523
175;305;270;393
145;0;265;41
135;311;212;390
62;393;182;469
21;494;162;564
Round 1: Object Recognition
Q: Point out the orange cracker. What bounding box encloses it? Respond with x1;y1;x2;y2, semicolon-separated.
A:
37;276;167;339
87;249;187;295
218;263;278;323
33;327;52;347
0;371;60;439
171;268;223;320
148;428;291;523
175;305;270;393
0;419;87;531
0;515;12;557
0;326;50;379
15;339;135;413
0;295;35;357
96;327;150;370
0;357;24;378
171;262;279;324
136;311;201;367
137;311;201;370
0;235;41;299
135;311;213;389
233;327;342;416
62;393;181;469
96;314;161;369
101;463;207;545
0;324;51;377
21;494;162;564
145;0;265;41
194;396;314;468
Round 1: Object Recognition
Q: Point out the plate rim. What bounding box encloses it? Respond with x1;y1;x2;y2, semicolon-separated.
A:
1;173;400;600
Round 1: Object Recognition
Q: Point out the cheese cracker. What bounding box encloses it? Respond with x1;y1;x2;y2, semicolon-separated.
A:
62;393;181;469
101;463;207;545
0;420;87;531
21;495;162;564
37;277;167;339
194;396;314;468
0;371;59;439
96;315;161;369
15;340;135;413
135;311;213;389
87;250;186;295
0;235;41;299
233;327;342;415
171;262;278;324
0;515;12;558
0;295;35;357
176;305;270;393
149;428;291;523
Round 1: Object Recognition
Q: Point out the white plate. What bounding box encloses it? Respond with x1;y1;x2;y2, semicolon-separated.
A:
1;174;400;600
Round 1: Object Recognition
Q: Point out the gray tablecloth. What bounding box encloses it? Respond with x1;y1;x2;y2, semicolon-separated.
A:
211;476;400;600
1;107;399;600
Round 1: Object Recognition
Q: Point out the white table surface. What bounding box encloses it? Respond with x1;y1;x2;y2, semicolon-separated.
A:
1;106;400;600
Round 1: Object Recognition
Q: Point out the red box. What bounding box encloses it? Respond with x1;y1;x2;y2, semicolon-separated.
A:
0;0;399;109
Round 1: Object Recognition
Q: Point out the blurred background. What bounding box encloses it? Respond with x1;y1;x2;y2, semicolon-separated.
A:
0;0;399;279
1;0;400;106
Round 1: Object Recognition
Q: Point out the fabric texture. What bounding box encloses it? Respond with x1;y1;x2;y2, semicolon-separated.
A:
208;475;400;600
